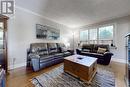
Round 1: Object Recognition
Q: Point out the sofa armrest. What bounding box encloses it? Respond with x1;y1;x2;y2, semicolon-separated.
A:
31;58;40;71
27;48;32;67
76;49;82;54
29;53;40;59
104;52;113;56
29;53;40;71
67;50;74;55
103;52;113;65
27;48;31;55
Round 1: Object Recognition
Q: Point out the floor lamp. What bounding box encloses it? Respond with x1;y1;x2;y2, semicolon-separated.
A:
72;31;75;51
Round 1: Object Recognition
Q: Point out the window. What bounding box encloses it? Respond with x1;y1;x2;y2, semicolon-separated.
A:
80;25;114;45
99;25;113;40
80;30;88;42
89;29;97;40
99;25;113;44
89;29;97;44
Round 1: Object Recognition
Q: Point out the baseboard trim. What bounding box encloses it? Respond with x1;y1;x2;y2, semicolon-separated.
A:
8;58;126;70
8;62;26;70
111;58;126;64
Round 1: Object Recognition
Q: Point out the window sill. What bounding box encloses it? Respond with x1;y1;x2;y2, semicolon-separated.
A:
110;46;117;49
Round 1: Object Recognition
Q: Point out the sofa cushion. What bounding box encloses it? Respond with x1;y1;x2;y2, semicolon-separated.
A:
30;43;48;53
38;47;48;52
64;51;71;56
54;53;64;57
61;47;68;52
93;44;109;53
49;48;57;53
38;51;48;56
40;55;55;63
40;55;54;59
40;58;55;63
48;43;58;54
82;44;94;52
90;53;104;58
81;51;104;58
31;48;39;53
57;43;68;52
97;47;107;54
82;49;90;52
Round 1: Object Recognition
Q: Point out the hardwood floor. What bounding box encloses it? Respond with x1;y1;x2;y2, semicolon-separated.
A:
110;61;127;87
6;61;127;87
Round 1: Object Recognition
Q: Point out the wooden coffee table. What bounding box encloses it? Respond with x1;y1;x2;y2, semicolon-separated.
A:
64;55;97;84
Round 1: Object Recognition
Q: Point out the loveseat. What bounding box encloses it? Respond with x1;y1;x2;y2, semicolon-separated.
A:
27;43;72;71
76;44;113;65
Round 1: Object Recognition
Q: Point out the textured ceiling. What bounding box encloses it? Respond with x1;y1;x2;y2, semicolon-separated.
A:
16;0;130;28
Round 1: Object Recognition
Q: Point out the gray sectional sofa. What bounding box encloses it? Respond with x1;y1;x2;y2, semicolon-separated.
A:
27;43;72;71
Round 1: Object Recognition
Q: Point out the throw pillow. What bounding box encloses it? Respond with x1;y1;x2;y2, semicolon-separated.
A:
97;47;107;54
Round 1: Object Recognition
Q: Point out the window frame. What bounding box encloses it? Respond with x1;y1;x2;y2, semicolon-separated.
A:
79;23;116;45
98;25;114;40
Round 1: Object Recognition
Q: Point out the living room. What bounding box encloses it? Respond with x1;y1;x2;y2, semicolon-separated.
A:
0;0;130;87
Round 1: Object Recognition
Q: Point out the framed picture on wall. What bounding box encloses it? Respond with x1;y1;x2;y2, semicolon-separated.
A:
36;24;60;40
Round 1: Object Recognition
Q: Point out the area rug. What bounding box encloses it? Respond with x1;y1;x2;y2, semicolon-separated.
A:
32;65;115;87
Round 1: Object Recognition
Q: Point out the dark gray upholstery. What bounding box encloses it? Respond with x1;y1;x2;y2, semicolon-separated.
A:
27;43;72;71
76;44;113;65
93;44;109;53
57;43;71;56
30;43;48;55
48;43;58;54
63;52;72;57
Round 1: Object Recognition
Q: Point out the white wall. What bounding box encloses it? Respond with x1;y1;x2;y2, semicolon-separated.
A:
7;6;130;69
74;16;130;63
8;7;72;69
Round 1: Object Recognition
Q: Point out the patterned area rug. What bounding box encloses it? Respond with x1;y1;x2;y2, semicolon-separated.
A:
32;65;115;87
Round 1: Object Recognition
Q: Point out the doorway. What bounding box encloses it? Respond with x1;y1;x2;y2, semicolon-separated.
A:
0;15;8;72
